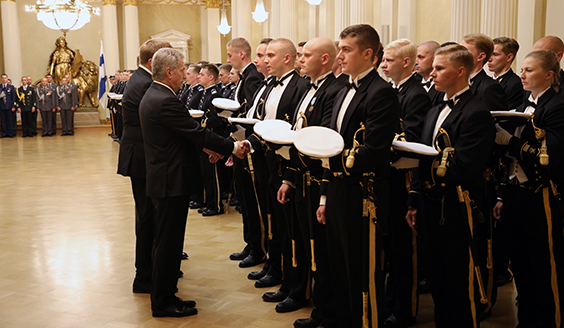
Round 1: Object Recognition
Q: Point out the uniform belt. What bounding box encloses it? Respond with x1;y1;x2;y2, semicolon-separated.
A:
508;177;536;191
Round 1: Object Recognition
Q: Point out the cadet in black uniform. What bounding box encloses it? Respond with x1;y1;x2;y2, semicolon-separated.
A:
488;37;524;110
380;38;432;328
406;45;495;328
494;50;564;328
16;76;37;138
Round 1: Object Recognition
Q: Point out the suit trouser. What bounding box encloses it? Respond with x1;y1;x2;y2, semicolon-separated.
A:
114;110;123;139
0;109;15;137
31;111;38;135
325;175;388;327
503;184;564;328
21;111;34;136
150;195;190;311
40;109;54;135
51;110;57;134
60;108;74;134
419;187;481;328
130;177;155;288
11;110;17;136
233;155;268;259
385;169;418;319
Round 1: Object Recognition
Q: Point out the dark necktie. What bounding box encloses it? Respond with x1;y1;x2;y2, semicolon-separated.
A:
344;82;358;90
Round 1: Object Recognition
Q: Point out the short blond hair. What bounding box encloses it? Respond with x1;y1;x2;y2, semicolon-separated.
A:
462;33;494;63
384;38;417;71
227;37;252;58
435;44;474;80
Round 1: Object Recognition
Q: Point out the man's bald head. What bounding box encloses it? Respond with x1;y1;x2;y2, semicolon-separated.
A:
305;37;337;62
300;37;336;80
270;38;297;62
415;41;440;79
533;36;564;61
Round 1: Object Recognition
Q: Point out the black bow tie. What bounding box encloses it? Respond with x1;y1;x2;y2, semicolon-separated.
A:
495;76;503;83
273;73;293;87
421;80;432;88
309;83;318;90
344;82;358;90
524;99;537;108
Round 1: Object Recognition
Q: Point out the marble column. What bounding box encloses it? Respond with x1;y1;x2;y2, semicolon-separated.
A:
380;0;397;47
397;0;416;40
201;6;209;60
204;1;222;63
350;0;372;26
231;0;252;41
334;0;350;40
1;0;22;81
308;3;319;40
279;0;297;43
269;0;280;38
450;0;481;42
102;0;120;75
123;0;140;69
545;0;564;41
515;0;542;69
318;0;334;40
480;0;517;39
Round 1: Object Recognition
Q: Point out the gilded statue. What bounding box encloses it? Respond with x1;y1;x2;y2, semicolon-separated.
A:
49;37;75;85
46;36;99;107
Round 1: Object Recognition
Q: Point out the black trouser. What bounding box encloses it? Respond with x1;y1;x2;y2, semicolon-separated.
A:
419;186;483;328
503;184;564;328
385;169;418;319
11;110;17;136
325;175;388;327
21;111;34;136
201;150;222;212
150;195;190;311
31;111;38;135
233;155;268;259
293;170;335;325
51;110;57;135
60;108;74;134
130;177;155;289
0;109;15;137
40;109;54;135
114;110;123;139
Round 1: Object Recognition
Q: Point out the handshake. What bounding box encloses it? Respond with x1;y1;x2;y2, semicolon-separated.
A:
205;140;251;164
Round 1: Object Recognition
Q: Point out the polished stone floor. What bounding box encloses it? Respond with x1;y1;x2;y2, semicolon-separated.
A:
0;127;518;327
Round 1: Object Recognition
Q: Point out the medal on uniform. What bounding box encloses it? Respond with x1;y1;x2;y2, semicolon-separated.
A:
308;97;316;112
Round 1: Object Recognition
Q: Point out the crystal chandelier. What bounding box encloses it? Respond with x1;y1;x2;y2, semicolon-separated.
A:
252;0;268;24
217;8;231;36
305;0;322;5
25;0;100;36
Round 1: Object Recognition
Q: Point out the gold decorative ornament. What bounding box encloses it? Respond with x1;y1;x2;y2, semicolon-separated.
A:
205;0;219;8
102;0;117;5
124;0;138;5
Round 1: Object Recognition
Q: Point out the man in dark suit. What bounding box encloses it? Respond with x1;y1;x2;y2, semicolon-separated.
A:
406;44;495;328
0;74;17;137
532;35;564;96
16;76;37;138
245;39;309;297
140;47;249;317
26;76;39;136
276;36;345;327
488;37;524;110
117;39;172;295
380;38;432;327
226;37;267;263
461;33;508;111
317;24;400;327
36;77;59;137
415;41;444;106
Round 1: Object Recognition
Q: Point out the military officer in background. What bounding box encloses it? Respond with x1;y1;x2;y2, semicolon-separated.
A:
46;74;59;135
218;63;235;99
57;76;78;135
16;76;38;138
26;76;39;136
36;77;59;137
0;74;17;137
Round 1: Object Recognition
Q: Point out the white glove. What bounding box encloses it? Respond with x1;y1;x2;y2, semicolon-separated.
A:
275;146;291;160
320;158;330;169
495;123;512;145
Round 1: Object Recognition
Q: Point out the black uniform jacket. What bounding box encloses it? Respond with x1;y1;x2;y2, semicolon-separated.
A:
139;82;234;198
396;75;432;142
236;63;264;115
497;68;524;110
327;69;400;179
409;90;495;205
16;86;37;112
117;66;153;178
284;73;345;183
507;87;564;187
470;69;508;111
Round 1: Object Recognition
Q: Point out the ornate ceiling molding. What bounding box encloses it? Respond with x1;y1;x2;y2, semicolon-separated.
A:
102;0;118;5
93;0;229;5
124;0;138;5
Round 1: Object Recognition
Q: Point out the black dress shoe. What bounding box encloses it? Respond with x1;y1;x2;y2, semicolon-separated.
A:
198;207;207;213
152;303;198;317
202;208;224;216
189;201;205;209
294;318;320;328
275;297;310;313
179;270;184;278
383;314;416;328
239;255;266;268
262;289;288;302
181;252;189;260
418;279;431;294
229;249;249;261
132;283;151;294
230;198;240;206
254;273;282;287
175;297;196;308
248;267;268;280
